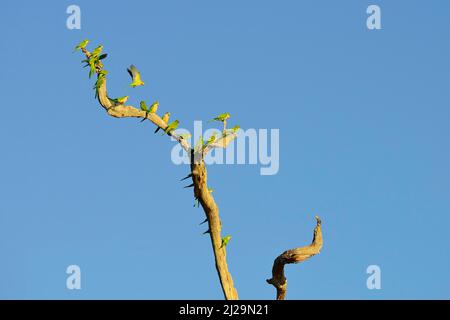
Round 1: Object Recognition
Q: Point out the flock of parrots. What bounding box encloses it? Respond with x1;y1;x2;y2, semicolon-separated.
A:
75;39;235;249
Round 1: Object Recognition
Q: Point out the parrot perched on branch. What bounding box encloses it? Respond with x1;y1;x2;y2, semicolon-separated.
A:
91;45;103;58
209;113;230;123
220;235;232;249
204;133;217;147
74;39;89;52
109;96;129;105
154;112;170;133
163;120;179;135
93;70;108;99
149;101;159;113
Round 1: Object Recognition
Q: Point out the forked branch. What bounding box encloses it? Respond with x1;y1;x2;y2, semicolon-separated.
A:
78;46;239;299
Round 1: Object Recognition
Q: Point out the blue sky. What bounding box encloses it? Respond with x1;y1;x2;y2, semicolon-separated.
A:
0;0;449;299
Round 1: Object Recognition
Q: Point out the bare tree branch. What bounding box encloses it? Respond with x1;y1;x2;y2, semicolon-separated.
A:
190;158;239;299
78;44;322;301
78;47;238;299
266;216;323;300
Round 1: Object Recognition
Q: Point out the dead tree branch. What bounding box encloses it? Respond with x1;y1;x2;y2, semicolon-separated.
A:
266;216;323;300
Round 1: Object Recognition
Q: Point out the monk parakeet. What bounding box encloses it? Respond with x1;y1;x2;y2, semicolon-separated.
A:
86;54;102;78
109;96;129;105
127;64;145;87
94;77;104;98
223;125;240;137
149;101;159;113
161;112;170;123
140;101;150;122
140;101;149;112
87;58;96;78
220;235;232;248
91;45;103;58
93;70;107;98
74;39;89;52
194;136;204;154
204;133;217;147
209;113;230;123
154;112;171;133
163;120;179;135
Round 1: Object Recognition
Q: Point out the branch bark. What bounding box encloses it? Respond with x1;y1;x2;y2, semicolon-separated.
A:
191;158;239;299
79;48;238;299
266;216;323;300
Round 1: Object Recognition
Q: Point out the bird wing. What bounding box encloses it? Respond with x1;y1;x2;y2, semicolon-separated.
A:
127;65;134;79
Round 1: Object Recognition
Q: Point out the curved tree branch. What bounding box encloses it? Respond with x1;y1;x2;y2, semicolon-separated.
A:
78;44;321;301
78;46;238;299
266;216;323;300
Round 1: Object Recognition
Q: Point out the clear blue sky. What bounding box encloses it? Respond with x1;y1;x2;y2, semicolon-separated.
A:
0;0;449;299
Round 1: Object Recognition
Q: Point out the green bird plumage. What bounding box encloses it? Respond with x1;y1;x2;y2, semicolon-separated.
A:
209;113;231;123
163;120;179;135
155;112;170;133
204;133;217;147
91;45;103;58
127;64;145;87
149;101;159;113
220;235;232;249
109;96;129;105
140;101;149;111
93;70;107;99
194;135;204;154
74;39;89;52
140;101;150;122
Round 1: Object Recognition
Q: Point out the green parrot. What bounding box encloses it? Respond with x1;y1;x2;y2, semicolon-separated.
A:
127;64;145;87
209;113;230;123
74;39;89;52
194;135;204;154
223;125;240;137
149;101;159;113
155;112;170;133
204;133;217;147
93;70;107;98
109;96;129;105
87;55;99;78
140;101;149;112
93;77;104;98
163;120;179;135
220;235;232;249
91;45;103;58
140;101;150;122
